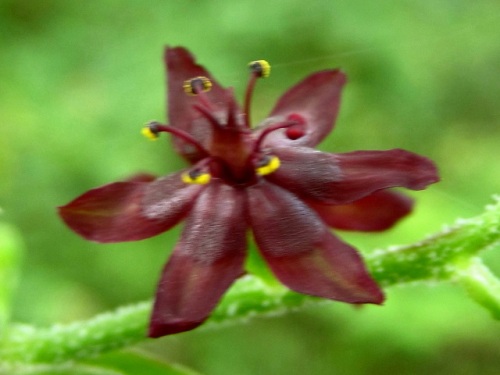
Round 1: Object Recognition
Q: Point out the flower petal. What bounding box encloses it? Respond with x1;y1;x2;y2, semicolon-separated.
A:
149;181;247;337
267;147;439;205
58;172;202;243
166;46;238;163
308;190;414;232
247;182;384;304
257;70;346;148
123;173;157;183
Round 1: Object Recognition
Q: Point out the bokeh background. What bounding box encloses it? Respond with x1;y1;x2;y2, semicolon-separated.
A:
1;0;499;374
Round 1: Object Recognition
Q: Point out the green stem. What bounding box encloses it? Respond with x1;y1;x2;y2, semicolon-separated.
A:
1;197;499;365
0;302;151;364
455;257;500;319
366;196;500;286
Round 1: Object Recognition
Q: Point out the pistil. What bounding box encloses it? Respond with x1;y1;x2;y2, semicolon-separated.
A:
193;104;221;129
252;115;306;153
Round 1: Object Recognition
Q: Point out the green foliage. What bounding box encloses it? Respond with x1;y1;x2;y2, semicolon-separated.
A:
87;351;203;375
1;0;499;374
2;352;202;375
1;199;499;372
0;222;23;337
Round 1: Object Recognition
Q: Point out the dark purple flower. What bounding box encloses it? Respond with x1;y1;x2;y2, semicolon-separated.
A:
59;47;439;338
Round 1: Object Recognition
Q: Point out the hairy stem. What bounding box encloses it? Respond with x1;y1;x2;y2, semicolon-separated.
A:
455;257;500;319
1;197;499;365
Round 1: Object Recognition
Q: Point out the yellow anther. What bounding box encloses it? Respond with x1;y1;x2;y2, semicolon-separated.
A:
183;76;212;95
181;170;211;185
249;60;271;78
256;155;280;176
141;126;158;141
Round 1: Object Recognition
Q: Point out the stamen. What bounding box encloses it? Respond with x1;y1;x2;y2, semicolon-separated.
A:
244;60;271;128
181;168;211;185
226;94;238;128
181;158;213;185
183;76;212;95
255;155;280;176
243;75;257;128
142;121;210;157
142;126;159;141
252;114;306;152
249;60;271;78
183;76;214;110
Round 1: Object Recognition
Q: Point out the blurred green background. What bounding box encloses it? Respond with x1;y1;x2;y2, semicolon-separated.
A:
1;0;499;374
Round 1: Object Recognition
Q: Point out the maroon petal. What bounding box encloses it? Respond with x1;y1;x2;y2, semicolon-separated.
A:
247;182;383;304
267;146;439;205
166;47;239;163
149;182;246;337
308;190;414;232
58;172;202;243
124;173;157;183
257;70;346;148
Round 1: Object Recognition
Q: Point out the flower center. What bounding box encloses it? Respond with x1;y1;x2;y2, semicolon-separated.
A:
142;60;305;186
